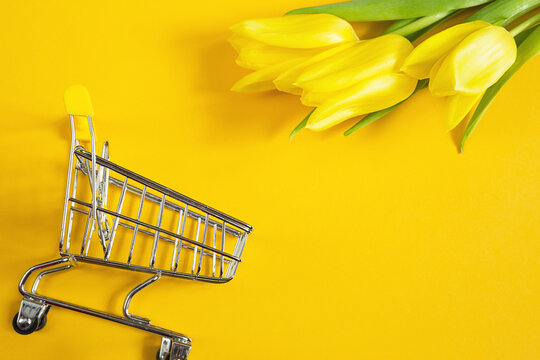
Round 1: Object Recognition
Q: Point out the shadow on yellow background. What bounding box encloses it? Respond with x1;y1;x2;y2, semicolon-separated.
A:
0;1;539;359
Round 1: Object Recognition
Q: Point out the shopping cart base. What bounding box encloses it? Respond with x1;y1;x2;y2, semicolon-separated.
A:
15;257;192;360
15;88;253;358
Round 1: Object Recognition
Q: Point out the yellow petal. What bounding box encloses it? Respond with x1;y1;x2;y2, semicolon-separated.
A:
233;38;322;70
445;91;484;130
306;73;417;131
273;42;358;94
434;25;516;95
231;58;307;93
428;55;456;96
228;34;251;53
401;20;489;79
230;14;358;49
296;34;413;94
301;89;339;107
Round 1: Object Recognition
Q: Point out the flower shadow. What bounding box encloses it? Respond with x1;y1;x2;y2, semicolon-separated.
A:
449;115;469;153
189;31;308;144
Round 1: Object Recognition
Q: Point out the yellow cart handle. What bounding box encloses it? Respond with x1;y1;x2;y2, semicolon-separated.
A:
64;85;94;141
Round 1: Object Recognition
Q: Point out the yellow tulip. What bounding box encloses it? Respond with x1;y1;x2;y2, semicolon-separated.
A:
230;14;359;49
401;21;516;130
229;34;323;70
273;42;358;94
429;25;516;96
306;73;417;131
402;22;516;96
287;34;413;107
401;21;490;79
229;14;360;92
231;58;308;93
295;34;413;94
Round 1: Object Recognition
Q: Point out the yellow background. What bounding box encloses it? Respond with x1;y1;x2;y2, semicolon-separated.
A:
1;1;539;359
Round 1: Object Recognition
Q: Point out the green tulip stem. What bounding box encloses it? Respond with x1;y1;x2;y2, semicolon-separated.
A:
509;12;540;36
384;18;418;34
289;108;315;139
467;0;540;25
389;10;454;36
287;0;491;21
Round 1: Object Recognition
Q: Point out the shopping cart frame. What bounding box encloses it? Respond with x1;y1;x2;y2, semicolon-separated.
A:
13;86;253;360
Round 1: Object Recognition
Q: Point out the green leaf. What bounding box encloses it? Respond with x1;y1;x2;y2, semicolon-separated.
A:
384;18;418;34
344;103;400;136
344;79;429;136
460;25;540;152
389;10;454;37
287;0;491;21
290;108;315;139
509;12;540;36
467;0;540;26
404;10;461;41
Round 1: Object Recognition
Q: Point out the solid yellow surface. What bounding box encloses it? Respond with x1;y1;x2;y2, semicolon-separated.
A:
1;1;539;359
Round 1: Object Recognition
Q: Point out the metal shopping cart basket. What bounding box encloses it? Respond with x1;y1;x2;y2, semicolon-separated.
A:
12;85;253;360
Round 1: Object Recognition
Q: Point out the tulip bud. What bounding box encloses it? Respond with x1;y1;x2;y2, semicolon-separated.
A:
230;14;359;49
429;25;516;96
295;34;413;95
306;73;417;131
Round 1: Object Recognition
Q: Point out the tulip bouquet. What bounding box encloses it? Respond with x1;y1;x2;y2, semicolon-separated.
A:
229;0;540;151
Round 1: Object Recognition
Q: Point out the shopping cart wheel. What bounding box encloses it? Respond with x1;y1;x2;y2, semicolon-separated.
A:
36;315;47;331
156;349;170;360
12;312;38;335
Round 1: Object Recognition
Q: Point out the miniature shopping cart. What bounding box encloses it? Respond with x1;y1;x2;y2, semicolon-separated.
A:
12;85;253;360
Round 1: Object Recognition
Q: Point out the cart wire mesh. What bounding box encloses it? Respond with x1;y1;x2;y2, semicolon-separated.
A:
60;140;252;283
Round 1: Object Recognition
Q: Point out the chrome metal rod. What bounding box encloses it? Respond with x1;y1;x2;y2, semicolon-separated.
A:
191;218;201;274
80;211;94;255
117;222;233;264
58;253;232;283
123;273;161;324
65;161;80;253
71;206;229;267
68;198;241;262
226;232;247;279
220;220;226;278
59;115;77;252
174;204;189;272
75;149;252;233
87;116;100;247
128;185;147;264
212;224;217;277
99;141;110;206
150;194;166;268
31;265;73;294
84;216;96;256
171;207;185;272
197;214;209;275
71;206;88;215
105;177;129;260
118;222;234;271
109;177;243;238
18;258;191;344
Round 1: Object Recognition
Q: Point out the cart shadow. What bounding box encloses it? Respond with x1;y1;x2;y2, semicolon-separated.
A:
54;115;71;143
142;334;162;359
7;301;21;331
